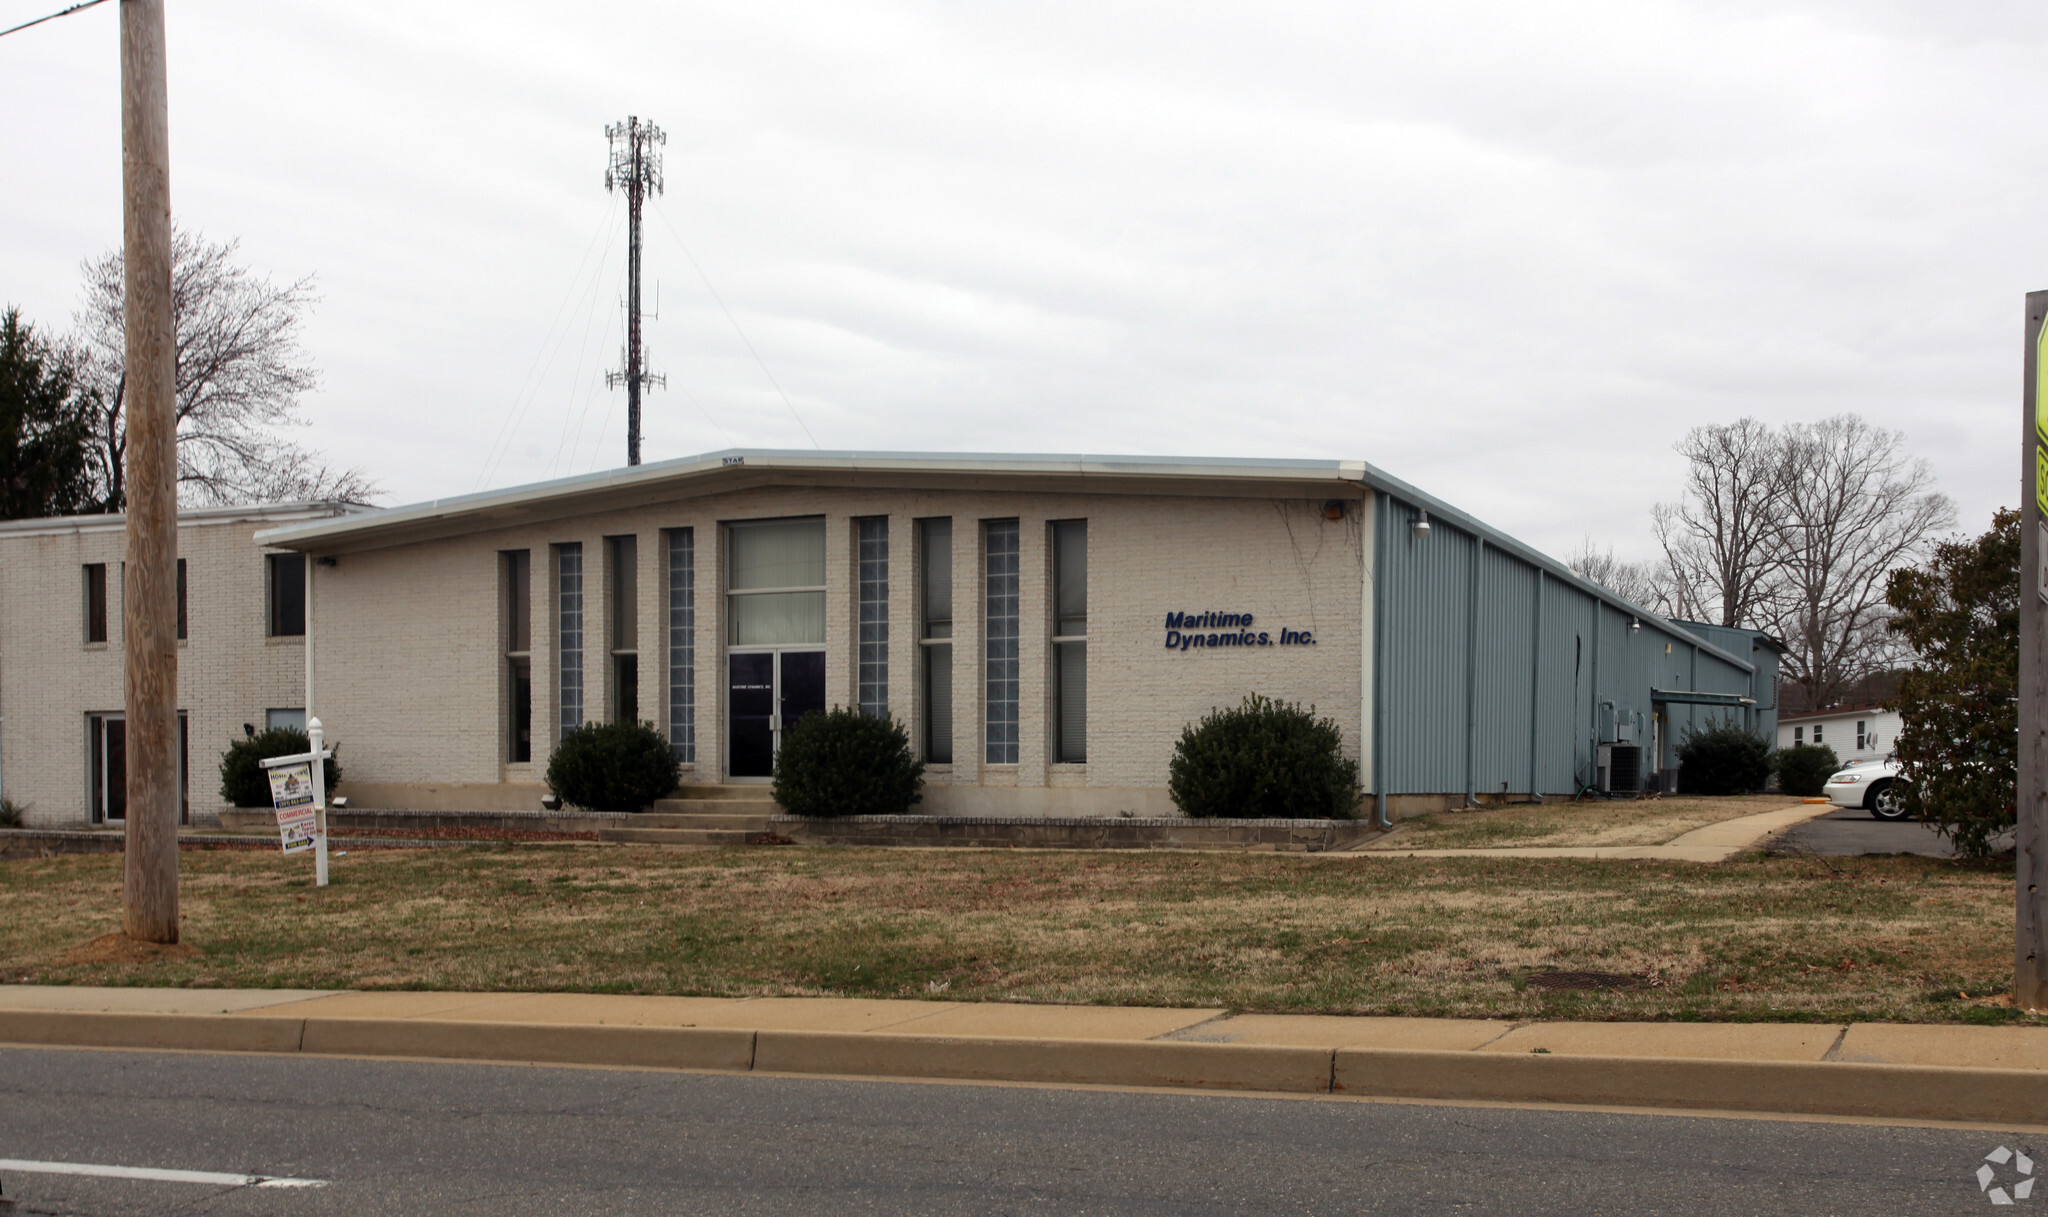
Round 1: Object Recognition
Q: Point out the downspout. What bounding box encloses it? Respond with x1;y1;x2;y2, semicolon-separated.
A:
304;552;315;727
1527;568;1543;803
1371;492;1391;829
1464;536;1483;808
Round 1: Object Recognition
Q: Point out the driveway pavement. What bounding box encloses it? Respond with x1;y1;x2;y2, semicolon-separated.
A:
1764;805;1991;858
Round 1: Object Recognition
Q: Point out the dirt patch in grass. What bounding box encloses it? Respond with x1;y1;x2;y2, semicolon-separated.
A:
60;931;201;965
0;845;2022;1024
1367;793;1806;850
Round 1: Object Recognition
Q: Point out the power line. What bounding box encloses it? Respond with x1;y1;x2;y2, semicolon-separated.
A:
0;0;107;39
650;199;821;449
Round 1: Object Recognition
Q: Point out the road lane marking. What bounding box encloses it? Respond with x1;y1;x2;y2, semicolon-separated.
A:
0;1158;328;1188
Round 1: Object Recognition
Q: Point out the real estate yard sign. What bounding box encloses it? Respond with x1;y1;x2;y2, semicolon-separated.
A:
266;761;319;855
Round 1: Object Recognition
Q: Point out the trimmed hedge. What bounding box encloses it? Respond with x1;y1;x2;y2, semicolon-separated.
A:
1168;694;1361;820
773;708;925;818
1775;744;1842;798
1674;720;1771;796
546;721;680;812
220;728;344;809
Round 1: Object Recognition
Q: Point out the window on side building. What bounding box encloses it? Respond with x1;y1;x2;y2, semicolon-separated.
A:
1813;723;1823;745
176;558;186;641
984;519;1020;765
83;563;107;643
1051;519;1086;764
1793;725;1803;745
919;518;953;763
608;535;639;725
856;518;889;717
504;550;532;763
266;553;305;637
1856;720;1868;751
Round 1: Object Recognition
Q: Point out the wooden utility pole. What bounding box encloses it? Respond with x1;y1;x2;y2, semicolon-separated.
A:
120;0;180;943
2020;291;2048;1008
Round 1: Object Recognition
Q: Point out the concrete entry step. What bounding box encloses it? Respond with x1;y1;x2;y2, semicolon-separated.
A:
665;785;778;803
630;813;775;830
596;827;768;846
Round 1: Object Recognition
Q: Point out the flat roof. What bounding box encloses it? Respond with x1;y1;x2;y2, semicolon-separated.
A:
0;501;354;540
250;447;1754;673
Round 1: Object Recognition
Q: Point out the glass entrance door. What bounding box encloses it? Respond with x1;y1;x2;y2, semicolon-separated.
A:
90;713;126;822
728;650;825;778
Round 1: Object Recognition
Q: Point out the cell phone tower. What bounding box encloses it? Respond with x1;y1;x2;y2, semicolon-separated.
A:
605;116;666;467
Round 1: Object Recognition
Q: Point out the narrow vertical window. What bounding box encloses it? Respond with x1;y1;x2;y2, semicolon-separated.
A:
667;528;695;762
175;558;187;641
266;553;305;637
608;535;639;724
557;543;584;741
1051;519;1087;764
984;519;1020;764
1813;723;1823;745
1793;726;1803;745
83;563;107;643
919;518;953;763
504;550;532;763
856;517;889;717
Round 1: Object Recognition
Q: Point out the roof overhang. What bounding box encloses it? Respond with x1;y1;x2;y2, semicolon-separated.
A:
252;449;1370;554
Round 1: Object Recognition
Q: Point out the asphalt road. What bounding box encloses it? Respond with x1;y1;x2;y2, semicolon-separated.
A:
1765;804;1978;858
0;1046;2032;1215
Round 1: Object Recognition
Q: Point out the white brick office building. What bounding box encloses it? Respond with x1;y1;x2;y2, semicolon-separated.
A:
1;450;1772;824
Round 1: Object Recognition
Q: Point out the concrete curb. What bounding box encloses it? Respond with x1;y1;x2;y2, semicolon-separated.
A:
7;1009;2048;1126
755;1031;1334;1093
1334;1048;2048;1125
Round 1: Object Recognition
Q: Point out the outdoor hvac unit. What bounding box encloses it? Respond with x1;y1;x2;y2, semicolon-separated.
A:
1609;744;1644;794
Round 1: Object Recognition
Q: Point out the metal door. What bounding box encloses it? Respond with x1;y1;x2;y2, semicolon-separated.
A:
727;650;826;779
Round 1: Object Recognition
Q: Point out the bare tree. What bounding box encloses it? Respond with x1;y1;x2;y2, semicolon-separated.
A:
73;228;377;509
1651;417;1788;629
1566;536;1679;616
1764;414;1956;712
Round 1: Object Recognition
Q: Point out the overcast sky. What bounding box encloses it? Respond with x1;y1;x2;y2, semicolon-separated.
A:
4;0;2041;561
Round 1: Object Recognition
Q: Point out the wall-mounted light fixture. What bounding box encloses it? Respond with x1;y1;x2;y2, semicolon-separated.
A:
1411;510;1431;540
1630;617;1642;634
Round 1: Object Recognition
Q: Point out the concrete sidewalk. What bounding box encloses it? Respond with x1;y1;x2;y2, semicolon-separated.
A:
1367;801;1835;861
5;985;2048;1128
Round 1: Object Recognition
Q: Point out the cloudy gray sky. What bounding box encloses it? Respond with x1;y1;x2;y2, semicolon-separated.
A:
4;0;2041;561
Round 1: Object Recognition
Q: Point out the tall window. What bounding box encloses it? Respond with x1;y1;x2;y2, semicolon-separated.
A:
556;543;584;741
727;519;826;646
984;519;1020;764
667;528;695;762
1813;723;1824;745
919;518;953;763
1793;726;1804;745
608;535;639;724
266;553;305;637
176;558;187;641
857;518;889;717
504;550;532;763
83;563;108;643
1051;519;1087;764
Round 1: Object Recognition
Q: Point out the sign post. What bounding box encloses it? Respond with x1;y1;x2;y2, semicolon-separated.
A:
260;717;332;887
2020;293;2048;1011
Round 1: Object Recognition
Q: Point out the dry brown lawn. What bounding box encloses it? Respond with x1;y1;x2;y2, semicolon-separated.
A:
0;842;2024;1024
1365;793;1808;850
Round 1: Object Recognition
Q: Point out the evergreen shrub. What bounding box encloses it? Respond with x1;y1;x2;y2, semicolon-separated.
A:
1674;720;1772;796
1168;694;1361;820
773;708;925;818
1775;744;1843;798
546;721;680;812
220;728;344;808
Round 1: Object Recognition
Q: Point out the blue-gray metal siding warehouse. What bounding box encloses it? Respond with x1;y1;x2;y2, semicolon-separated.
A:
1367;465;1779;817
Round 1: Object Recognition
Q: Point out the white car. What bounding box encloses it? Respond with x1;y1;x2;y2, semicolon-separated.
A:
1823;756;1908;820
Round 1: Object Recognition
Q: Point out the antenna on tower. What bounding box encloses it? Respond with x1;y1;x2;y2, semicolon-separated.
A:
604;116;666;467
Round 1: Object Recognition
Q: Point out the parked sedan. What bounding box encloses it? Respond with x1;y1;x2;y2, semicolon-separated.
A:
1823;756;1909;820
